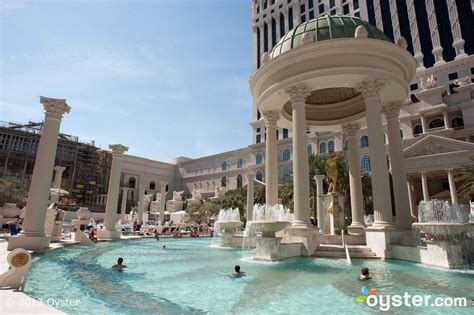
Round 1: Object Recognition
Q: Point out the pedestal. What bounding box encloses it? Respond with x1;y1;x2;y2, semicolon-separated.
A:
255;236;284;261
97;229;122;240
221;230;238;247
284;224;319;256
323;194;342;235
166;200;183;213
7;235;51;251
365;226;396;260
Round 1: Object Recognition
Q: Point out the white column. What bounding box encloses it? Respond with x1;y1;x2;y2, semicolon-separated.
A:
388;0;401;42
258;20;265;58
246;172;255;223
447;0;467;59
292;3;300;30
359;79;393;227
421;171;430;201
443;111;449;130
275;14;281;43
10;97;70;251
120;187;128;222
159;181;167;225
283;7;289;33
383;102;411;228
314;174;325;231
50;166;66;203
252;25;258;70
342;123;365;234
426;0;445;65
286;83;311;225
421;115;428;133
447;168;458;204
137;184;145;224
103;145;128;238
374;0;384;31
263;111;279;206
266;18;273;51
406;0;425;70
407;179;416;218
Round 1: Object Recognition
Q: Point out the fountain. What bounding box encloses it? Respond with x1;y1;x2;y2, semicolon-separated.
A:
213;208;242;247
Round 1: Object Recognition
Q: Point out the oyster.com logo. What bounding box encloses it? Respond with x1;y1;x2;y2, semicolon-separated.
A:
355;286;377;304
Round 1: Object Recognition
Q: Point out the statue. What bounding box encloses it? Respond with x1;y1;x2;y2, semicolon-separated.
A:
326;152;338;194
420;74;437;90
354;25;368;38
172;191;184;202
192;188;202;201
454;76;470;87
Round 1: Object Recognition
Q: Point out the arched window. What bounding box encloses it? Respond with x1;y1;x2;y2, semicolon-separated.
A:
360;135;369;148
237;174;243;189
282;167;291;181
451;117;464;129
256;5;260;14
282;148;291;161
237;158;244;169
221;176;227;188
361;155;371;172
128;177;136;189
256;170;264;182
221;161;228;171
319;142;327;153
307;144;312;155
328;140;335;152
413;124;423;135
165;184;169;192
256;152;263;165
429;118;444;129
282;128;289;139
400;129;403;139
149;181;155;190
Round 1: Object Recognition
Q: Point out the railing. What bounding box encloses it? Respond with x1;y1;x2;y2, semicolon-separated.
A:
341;229;352;264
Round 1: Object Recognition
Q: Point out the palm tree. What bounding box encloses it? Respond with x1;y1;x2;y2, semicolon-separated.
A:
457;158;474;199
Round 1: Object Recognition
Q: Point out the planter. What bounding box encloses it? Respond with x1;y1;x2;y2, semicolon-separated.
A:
0;203;21;218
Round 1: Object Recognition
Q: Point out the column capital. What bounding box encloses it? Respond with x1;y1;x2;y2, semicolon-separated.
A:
262;111;280;127
358;78;388;98
445;168;454;174
54;165;66;173
314;174;325;182
121;187;129;192
109;144;128;156
40;96;71;119
159;181;168;187
285;83;310;104
342;122;360;138
256;20;264;28
382;101;402;120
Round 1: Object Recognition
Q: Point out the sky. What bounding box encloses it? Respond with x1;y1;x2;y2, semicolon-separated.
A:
0;0;253;161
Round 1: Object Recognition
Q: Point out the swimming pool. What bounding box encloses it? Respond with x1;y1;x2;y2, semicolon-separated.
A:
25;238;473;314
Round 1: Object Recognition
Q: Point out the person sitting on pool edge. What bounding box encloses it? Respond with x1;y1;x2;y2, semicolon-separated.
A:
112;257;127;269
233;265;245;277
359;267;370;280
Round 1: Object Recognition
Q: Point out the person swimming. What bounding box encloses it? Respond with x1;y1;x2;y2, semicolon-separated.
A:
112;257;127;269
162;245;166;249
233;265;245;277
359;267;370;280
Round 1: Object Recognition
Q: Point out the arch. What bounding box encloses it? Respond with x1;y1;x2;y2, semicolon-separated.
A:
451;117;464;129
221;161;228;171
400;129;403;139
237;174;243;189
149;181;156;190
165;184;169;192
428;118;444;129
256;170;264;182
307;144;312;155
282;148;291;161
221;176;227;188
413;124;423;135
256;152;263;165
361;155;371;172
360;135;369;148
128;177;136;189
319;141;327;154
328;140;335;152
282;167;291;181
237;158;244;169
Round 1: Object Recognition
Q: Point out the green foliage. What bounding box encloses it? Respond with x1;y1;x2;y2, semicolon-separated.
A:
361;172;373;214
457;157;474;199
0;177;27;206
187;202;220;224
278;179;294;210
220;188;247;220
254;185;265;205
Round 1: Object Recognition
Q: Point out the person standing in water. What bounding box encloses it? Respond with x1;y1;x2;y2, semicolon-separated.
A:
112;257;127;269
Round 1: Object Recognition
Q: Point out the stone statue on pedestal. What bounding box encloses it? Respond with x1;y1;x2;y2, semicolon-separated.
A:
166;191;184;213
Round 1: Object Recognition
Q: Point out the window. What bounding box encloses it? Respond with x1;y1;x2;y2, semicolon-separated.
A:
237;174;243;189
328;140;335;152
288;7;293;30
128;177;136;188
237;158;244;169
319;142;327;153
222;161;228;171
308;0;314;9
149;181;155;190
361;155;371;172
282;148;291;161
448;72;458;81
256;152;263;165
309;10;314;19
330;9;336;15
451;117;464;129
263;0;268;9
256;134;261;143
282;167;291;181
256;5;260;14
413;124;423;135
400;129;404;139
221;176;227;188
429;118;444;129
256;170;264;182
276;129;279;140
301;15;306;23
300;4;305;13
360;135;369;148
319;3;324;13
410;83;418;91
307;144;312;155
343;4;349;14
283;128;289;139
256;127;260;132
330;0;335;7
353;0;359;10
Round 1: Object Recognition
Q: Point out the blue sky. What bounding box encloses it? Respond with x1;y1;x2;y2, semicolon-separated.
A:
0;0;253;161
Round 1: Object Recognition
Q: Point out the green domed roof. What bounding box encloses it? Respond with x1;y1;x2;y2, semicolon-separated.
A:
271;15;392;58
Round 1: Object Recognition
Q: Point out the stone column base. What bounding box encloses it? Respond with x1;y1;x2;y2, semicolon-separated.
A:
285;225;319;256
255;236;284;261
365;226;397;259
347;225;365;235
7;234;51;251
221;231;239;247
97;229;122;240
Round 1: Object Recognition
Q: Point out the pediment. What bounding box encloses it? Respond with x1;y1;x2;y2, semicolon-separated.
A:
404;135;474;158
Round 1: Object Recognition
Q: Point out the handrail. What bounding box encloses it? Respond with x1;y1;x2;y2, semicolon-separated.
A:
341;230;352;264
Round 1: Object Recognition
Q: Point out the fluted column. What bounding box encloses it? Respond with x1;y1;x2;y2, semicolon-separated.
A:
447;0;467;59
447;168;458;204
342;123;365;234
314;174;325;231
266;17;273;50
426;0;445;65
374;0;384;31
383;102;411;228
443;111;449;130
292;3;300;30
407;179;416;218
406;0;425;70
421;171;430;201
286;83;311;225
252;25;258;70
420;115;428;133
120;187;129;222
283;7;290;33
159;181;167;225
388;0;401;42
50;166;66;203
19;97;70;248
263;111;280;206
137;184;145;224
274;14;281;42
359;79;393;227
104;144;128;237
258;20;265;58
246;172;255;223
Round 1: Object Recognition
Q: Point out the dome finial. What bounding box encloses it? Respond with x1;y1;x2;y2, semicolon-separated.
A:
354;25;368;38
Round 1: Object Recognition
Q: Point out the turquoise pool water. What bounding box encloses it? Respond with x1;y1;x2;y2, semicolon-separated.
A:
25;238;473;314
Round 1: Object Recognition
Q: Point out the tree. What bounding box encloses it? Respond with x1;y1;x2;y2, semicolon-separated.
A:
220;188;247;221
361;172;373;214
457;158;474;199
187;202;220;224
0;177;27;206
